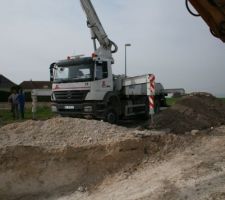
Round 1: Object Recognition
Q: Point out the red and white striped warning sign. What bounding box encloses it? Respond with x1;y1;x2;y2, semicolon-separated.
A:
148;74;155;114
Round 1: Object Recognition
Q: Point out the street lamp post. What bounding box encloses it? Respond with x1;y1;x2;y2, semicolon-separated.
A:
125;43;131;77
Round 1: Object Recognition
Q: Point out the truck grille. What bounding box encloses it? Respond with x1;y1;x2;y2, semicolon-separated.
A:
54;90;89;103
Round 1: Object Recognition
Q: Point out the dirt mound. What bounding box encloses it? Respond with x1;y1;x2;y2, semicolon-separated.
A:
1;117;225;199
150;93;225;134
0;118;131;147
1;96;225;199
0;118;189;200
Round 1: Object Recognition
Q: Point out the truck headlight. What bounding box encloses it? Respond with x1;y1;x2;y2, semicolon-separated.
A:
84;106;93;112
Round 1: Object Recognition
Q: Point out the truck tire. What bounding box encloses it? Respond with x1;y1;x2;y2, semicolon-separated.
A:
105;108;118;124
141;98;150;120
154;99;160;114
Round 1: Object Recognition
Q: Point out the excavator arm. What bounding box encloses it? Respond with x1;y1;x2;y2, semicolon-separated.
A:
187;0;225;42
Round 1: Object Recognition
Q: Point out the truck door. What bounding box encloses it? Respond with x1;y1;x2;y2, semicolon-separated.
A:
87;61;113;100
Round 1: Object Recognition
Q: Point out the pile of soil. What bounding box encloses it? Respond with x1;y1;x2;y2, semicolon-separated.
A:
150;93;225;134
1;113;225;199
0;118;131;147
0;118;187;200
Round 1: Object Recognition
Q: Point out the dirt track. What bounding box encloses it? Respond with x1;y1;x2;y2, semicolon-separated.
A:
1;94;225;200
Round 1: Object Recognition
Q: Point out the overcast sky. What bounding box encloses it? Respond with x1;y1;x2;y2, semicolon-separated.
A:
0;0;224;96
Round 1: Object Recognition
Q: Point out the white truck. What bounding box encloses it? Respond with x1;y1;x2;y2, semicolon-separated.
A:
50;0;167;123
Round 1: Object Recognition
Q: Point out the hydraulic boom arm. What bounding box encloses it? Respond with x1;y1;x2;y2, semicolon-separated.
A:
79;0;225;60
80;0;118;54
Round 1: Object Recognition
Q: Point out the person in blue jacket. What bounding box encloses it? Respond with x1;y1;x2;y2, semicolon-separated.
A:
17;89;25;119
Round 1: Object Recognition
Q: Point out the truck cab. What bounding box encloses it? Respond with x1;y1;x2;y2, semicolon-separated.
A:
50;0;167;124
50;56;115;119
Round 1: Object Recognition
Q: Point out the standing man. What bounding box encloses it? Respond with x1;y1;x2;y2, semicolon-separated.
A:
17;89;25;119
8;90;19;120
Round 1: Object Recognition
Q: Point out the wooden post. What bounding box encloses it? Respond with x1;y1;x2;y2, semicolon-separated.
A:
31;91;37;120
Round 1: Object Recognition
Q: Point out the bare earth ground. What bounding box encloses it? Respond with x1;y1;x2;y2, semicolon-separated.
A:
75;127;225;200
0;94;225;200
0;118;225;200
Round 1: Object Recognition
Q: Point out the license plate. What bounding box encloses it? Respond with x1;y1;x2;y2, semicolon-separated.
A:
64;106;75;110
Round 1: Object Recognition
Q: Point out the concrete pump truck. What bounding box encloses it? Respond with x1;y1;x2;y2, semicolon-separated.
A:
49;0;225;123
50;0;167;124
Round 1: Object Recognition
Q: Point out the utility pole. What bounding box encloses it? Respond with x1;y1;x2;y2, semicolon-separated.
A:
125;43;131;77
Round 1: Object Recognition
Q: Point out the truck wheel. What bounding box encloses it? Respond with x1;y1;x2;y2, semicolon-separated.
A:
154;99;160;114
142;109;150;120
105;108;118;124
140;97;150;120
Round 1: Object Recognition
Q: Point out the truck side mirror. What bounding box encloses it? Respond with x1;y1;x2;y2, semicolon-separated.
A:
50;63;55;82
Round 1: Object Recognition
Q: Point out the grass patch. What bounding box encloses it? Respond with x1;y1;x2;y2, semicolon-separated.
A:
220;98;225;103
26;106;56;120
166;98;179;106
0;106;56;127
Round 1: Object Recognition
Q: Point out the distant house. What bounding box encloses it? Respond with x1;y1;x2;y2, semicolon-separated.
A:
19;80;51;92
0;74;17;92
19;80;52;102
0;74;17;102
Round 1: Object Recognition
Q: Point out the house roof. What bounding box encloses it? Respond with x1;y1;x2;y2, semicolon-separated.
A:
0;74;17;89
19;81;51;90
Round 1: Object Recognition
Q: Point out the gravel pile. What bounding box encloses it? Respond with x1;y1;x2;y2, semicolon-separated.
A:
0;117;133;148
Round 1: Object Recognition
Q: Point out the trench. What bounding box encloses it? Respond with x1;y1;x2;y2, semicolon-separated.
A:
0;134;189;200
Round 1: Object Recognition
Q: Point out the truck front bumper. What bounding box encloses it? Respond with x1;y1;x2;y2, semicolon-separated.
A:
52;102;105;118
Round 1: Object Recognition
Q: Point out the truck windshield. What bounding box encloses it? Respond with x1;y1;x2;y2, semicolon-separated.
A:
53;63;94;83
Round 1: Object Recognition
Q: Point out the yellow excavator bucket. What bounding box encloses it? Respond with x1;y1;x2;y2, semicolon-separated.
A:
188;0;225;42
